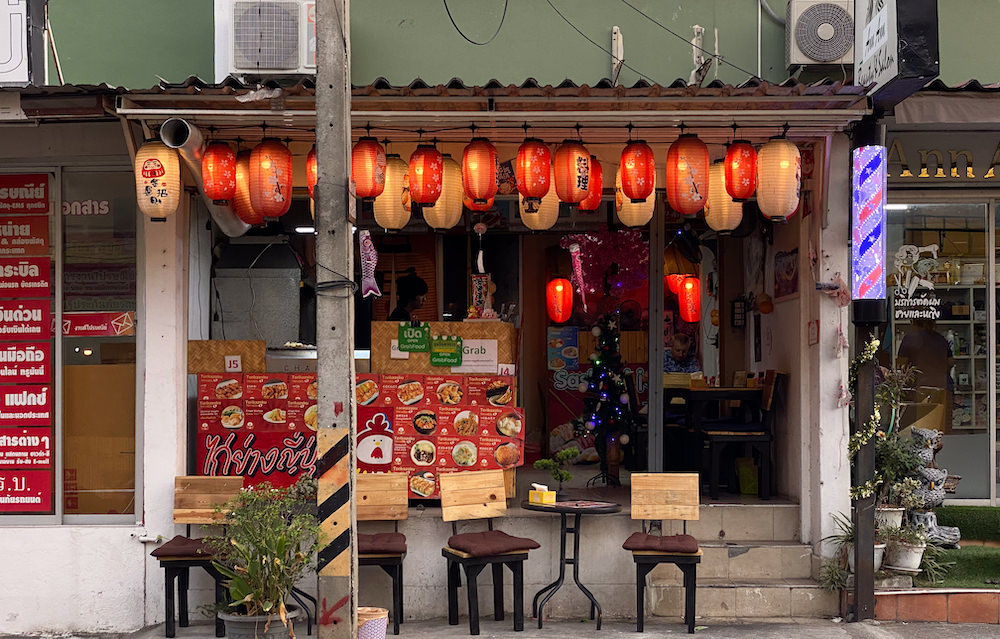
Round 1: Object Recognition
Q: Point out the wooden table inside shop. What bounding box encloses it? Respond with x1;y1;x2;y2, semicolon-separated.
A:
662;386;763;431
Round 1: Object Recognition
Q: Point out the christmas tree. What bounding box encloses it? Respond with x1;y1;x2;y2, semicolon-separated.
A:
578;312;633;486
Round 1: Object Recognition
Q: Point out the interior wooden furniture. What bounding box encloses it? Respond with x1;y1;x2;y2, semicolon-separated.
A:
356;472;409;635
439;469;539;635
625;472;702;634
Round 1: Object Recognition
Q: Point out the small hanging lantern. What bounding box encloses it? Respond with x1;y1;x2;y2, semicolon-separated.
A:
665;134;709;217
249;139;293;218
201;142;236;205
756;137;801;222
373;154;411;230
464;194;495;212
409;144;444;206
553;140;590;204
425;155;463;230
666;274;687;294
516;138;551;205
578;156;603;212
705;161;744;235
233;150;264;226
462;138;498;204
520;166;559;230
678;277;701;323
546;278;573;323
351;137;386;201
615;167;654;227
620;140;656;202
306;145;318;199
725;140;757;202
135;141;181;219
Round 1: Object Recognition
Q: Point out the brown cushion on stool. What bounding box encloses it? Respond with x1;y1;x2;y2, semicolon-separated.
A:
447;530;540;558
622;532;699;554
358;532;407;554
150;535;213;558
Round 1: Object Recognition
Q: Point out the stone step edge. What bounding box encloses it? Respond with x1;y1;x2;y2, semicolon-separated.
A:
697;540;812;548
650;578;825;588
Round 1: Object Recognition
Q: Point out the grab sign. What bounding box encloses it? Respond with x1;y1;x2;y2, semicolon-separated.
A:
397;322;430;352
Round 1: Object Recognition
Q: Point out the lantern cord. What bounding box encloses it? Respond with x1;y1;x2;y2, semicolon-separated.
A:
782;122;791;137
442;0;509;46
626;123;633;142
521;123;529;140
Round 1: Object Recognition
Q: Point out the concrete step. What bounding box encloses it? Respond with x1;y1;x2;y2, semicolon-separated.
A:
650;541;813;583
665;502;801;542
648;577;839;619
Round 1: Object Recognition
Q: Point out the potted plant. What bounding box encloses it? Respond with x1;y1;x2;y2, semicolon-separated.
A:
533;446;580;496
871;364;923;528
206;478;321;639
823;512;886;574
882;524;928;571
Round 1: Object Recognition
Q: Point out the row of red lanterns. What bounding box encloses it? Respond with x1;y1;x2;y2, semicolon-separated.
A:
546;273;701;324
201;139;304;225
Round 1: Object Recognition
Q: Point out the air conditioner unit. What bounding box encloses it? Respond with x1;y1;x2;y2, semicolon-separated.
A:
215;0;316;81
785;0;854;69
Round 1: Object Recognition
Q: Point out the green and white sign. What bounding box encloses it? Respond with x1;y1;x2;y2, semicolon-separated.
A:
430;335;463;367
397;322;430;352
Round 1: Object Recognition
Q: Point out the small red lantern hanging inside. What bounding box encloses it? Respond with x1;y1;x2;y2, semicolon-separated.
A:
620;140;656;202
553;140;590;204
724;140;757;202
578;156;603;212
546;278;573;323
463;194;494;212
409;144;444;206
249;139;293;218
306;145;318;199
666;274;687;294
234;150;264;226
678;277;701;323
201;142;236;205
665;134;709;217
516;138;551;205
351;137;386;201
462;138;498;204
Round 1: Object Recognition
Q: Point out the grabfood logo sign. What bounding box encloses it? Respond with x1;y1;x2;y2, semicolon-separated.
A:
0;1;28;86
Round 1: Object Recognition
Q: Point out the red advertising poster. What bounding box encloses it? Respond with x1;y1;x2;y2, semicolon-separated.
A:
198;374;243;401
0;427;52;468
288;373;317;401
0;175;49;213
0;469;52;513
357;407;393;474
197;429;315;488
480;436;523;470
0;384;51;426
244;373;288;400
0;342;50;383
424;375;465;407
437;435;481;470
286;400;317;433
380;374;425;407
62;311;134;337
0;299;50;339
0;216;50;256
0;257;50;298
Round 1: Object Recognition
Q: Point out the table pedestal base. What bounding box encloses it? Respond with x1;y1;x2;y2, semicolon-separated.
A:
531;512;603;630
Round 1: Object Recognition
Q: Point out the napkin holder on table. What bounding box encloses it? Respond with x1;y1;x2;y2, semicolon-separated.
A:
529;483;556;504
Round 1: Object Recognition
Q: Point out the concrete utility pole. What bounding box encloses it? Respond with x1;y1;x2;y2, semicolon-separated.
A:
315;1;357;638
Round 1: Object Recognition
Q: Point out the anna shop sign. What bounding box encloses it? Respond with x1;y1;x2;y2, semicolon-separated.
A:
887;133;1000;183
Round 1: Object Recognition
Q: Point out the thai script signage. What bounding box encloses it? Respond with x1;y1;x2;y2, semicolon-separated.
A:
62;311;135;337
0;299;49;338
0;175;48;212
0;427;51;467
0;215;49;256
0;384;51;427
0;469;51;513
0;257;49;298
0;342;49;383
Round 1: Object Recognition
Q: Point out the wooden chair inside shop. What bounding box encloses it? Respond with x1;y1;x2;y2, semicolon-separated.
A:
623;472;702;634
439;469;540;635
702;370;785;500
356;472;409;635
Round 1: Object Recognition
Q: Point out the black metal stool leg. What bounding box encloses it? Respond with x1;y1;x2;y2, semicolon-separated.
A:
446;559;460;626
163;566;177;638
492;562;504;621
463;564;485;636
680;564;697;634
635;562;655;633
510;560;524;632
392;564;403;634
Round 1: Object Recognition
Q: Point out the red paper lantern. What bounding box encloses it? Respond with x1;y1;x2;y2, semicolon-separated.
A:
678;277;701;323
409;144;444;206
516;138;551;204
463;194;494;212
306;145;318;199
249;139;293;218
620;141;656;202
665;134;709;217
553;140;590;204
666;274;687;294
234;151;263;226
462;138;498;204
547;278;573;323
725;140;757;202
201;142;236;205
351;137;386;200
578;156;603;212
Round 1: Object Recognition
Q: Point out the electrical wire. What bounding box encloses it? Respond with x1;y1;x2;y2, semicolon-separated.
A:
246;243;272;340
442;0;509;46
315;261;359;297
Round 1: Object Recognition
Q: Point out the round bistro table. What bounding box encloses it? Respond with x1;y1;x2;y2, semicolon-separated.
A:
520;499;622;629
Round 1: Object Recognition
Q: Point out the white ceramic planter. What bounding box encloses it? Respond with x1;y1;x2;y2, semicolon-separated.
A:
847;543;887;573
886;542;925;571
875;506;905;530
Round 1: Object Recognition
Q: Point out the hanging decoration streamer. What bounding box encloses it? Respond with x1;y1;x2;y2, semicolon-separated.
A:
358;230;382;298
567;243;587;312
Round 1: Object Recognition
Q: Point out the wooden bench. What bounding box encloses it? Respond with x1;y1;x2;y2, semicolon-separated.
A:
356;472;409;635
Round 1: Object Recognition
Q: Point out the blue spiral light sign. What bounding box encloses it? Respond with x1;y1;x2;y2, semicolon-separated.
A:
852;145;887;301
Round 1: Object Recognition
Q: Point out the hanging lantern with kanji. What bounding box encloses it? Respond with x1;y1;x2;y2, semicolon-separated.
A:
462;138;498;204
620;140;656;202
553;140;590;204
516;138;550;205
233;150;263;226
705;161;744;235
725;140;757;202
756;137;801;222
425;154;463;230
615;167;654;227
248;139;293;218
135;141;181;219
578;156;603;213
666;274;687;295
351;137;386;201
306;145;318;199
520;165;559;230
665;134;709;216
678;277;701;323
546;278;573;323
373;154;411;230
201;141;236;205
409;144;444;206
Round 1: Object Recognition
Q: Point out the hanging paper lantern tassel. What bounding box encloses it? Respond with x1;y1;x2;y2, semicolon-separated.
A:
359;230;382;298
568;242;587;312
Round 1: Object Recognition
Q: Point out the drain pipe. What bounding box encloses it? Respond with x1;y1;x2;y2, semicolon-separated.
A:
159;118;250;238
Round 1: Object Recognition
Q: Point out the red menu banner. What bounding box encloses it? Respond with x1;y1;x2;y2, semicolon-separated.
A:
0;175;49;213
0;428;51;468
0;300;50;339
0;257;50;298
0;469;52;513
197;430;316;488
0;216;50;256
62;311;135;337
0;342;50;383
0;385;52;426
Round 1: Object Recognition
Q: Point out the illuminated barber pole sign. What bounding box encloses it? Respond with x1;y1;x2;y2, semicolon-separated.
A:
852;146;887;301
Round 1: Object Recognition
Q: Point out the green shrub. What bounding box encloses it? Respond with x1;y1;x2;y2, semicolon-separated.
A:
936;506;1000;542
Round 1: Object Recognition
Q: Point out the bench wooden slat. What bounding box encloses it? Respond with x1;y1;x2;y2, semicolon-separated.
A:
175;476;243;492
173;475;243;525
356;473;409;521
439;470;507;522
630;473;700;521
